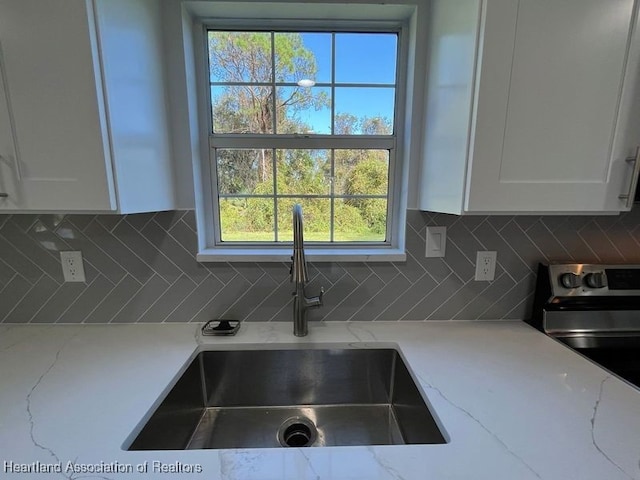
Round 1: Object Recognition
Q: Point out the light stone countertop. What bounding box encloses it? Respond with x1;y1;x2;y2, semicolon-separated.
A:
1;321;639;480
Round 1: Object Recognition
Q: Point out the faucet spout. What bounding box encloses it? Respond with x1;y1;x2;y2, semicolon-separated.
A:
292;204;308;284
291;204;324;336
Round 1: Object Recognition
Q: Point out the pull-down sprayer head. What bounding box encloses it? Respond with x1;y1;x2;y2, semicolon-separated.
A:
292;203;308;284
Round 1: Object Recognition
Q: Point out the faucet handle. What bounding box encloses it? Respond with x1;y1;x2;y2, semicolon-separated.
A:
304;286;324;308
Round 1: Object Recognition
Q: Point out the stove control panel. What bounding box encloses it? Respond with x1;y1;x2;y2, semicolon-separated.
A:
549;264;640;297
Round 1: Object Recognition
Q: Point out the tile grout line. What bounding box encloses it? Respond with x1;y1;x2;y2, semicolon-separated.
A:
449;272;507;321
0;272;17;299
0;233;50;284
523;219;571;262
593;221;626;261
0;214;11;230
54;276;102;324
26;279;70;324
0;276;44;324
153;218;200;260
83;217;167;286
218;273;268;320
576;222;605;263
398;272;453;321
0;218;72;276
135;222;201;286
443;238;475;284
113;220;192;285
125;214;156;232
135;274;196;323
364;261;401;286
492;221;537;277
104;276;147;324
192;274;256;323
447;226;479;266
342;273;395;322
502;291;534;320
427;275;476;321
371;271;430;322
125;276;173;324
232;275;285;322
145;218;215;286
319;272;374;322
542;220;577;262
79;275;126;324
92;216;172;282
475;273;532;320
165;273;225;324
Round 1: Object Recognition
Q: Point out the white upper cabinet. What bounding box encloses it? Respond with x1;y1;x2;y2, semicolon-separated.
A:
0;0;176;212
0;45;19;205
420;0;640;214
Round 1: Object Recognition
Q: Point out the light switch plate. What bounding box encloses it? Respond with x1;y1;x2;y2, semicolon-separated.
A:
425;226;446;258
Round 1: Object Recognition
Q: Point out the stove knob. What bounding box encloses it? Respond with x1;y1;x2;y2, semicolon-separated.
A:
585;272;606;289
560;272;581;289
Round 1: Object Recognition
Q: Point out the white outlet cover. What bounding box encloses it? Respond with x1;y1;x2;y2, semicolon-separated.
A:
60;251;86;282
474;251;497;281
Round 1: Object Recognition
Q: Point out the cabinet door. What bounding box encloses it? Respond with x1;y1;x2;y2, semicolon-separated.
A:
0;42;21;208
0;0;116;211
466;0;638;212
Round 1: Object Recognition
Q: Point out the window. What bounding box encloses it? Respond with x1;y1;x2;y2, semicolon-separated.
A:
206;29;401;247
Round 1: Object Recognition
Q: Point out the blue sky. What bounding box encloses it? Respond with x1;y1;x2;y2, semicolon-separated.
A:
301;33;397;84
210;31;397;134
294;32;397;133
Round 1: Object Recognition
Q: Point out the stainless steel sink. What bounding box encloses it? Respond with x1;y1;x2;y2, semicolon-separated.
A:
126;346;447;450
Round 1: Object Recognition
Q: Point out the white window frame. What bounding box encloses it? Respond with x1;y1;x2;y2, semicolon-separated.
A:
192;16;412;262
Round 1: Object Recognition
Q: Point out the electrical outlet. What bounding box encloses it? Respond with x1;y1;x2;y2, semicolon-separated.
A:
60;251;86;282
475;251;497;281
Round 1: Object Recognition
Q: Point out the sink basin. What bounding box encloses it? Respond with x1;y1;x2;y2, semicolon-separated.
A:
126;346;447;450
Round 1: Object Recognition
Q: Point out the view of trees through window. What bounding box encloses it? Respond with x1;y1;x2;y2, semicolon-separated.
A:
207;30;398;242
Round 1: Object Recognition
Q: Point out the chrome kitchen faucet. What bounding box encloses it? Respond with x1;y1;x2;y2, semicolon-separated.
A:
291;204;324;336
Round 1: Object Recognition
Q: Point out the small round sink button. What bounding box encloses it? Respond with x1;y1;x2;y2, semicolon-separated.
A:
560;272;581;289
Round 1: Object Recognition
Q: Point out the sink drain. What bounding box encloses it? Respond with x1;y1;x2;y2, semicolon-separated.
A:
278;417;317;447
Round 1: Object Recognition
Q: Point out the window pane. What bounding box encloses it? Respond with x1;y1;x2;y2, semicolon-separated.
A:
277;198;331;242
211;85;274;134
276;149;331;195
276;86;331;134
335;33;397;84
334;150;389;195
334;88;395;135
219;197;275;242
216;149;274;195
209;30;399;246
275;32;331;84
334;198;387;242
208;31;272;83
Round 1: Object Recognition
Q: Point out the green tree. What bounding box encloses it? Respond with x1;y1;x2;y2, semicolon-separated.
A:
210;32;392;241
209;32;328;134
345;158;388;235
210;32;328;194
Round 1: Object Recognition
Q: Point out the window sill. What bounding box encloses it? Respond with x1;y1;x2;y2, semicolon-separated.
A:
196;247;406;263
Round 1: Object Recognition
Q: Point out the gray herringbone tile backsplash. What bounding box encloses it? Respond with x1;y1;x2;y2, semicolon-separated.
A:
1;209;639;324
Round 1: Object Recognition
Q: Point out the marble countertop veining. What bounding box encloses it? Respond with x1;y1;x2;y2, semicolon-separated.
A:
1;321;639;480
